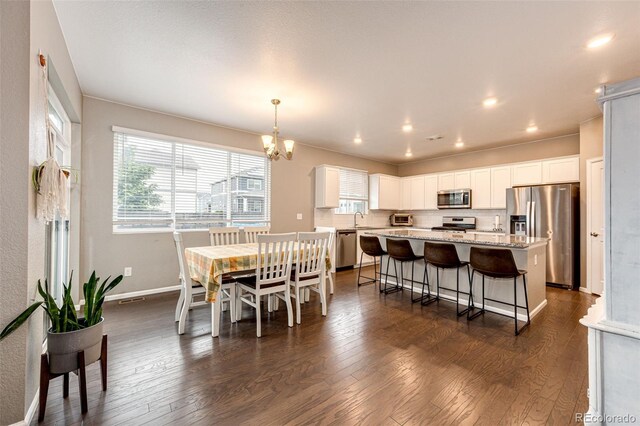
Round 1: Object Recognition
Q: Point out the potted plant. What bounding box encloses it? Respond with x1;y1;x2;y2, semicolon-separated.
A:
0;271;123;374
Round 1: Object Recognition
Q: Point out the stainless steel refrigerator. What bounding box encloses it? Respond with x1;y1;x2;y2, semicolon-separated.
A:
506;184;579;289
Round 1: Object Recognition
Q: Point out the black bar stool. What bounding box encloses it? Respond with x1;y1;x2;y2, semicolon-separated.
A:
384;239;425;299
467;246;531;335
356;235;388;290
421;242;473;315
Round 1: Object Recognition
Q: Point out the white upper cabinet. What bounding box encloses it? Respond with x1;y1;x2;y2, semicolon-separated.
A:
400;178;411;210
542;156;579;183
490;166;511;208
470;168;491;209
409;176;426;210
455;171;471;189
511;162;543;186
437;173;456;191
315;165;340;208
369;174;401;210
424;174;438;210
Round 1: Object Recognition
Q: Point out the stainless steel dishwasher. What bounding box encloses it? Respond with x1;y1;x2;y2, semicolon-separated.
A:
336;229;357;268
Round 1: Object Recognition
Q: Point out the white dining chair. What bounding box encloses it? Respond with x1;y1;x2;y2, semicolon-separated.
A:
209;227;241;246
290;232;330;324
235;232;295;337
173;232;236;337
315;226;336;295
244;226;270;243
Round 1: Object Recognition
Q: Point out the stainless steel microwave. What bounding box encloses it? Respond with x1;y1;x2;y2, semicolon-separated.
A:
437;189;472;209
390;213;413;226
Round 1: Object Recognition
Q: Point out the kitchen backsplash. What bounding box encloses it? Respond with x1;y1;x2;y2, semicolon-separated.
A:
314;208;507;231
314;209;394;229
409;209;507;231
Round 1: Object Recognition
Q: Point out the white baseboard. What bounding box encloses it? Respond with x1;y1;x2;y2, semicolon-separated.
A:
10;388;39;426
78;285;181;306
579;286;592;294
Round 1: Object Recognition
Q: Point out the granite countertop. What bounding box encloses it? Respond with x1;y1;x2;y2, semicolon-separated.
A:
364;229;548;249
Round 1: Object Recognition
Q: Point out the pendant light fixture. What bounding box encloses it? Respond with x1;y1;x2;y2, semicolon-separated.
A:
261;99;294;161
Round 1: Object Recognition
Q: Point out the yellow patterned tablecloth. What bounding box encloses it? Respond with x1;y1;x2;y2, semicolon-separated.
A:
185;243;330;302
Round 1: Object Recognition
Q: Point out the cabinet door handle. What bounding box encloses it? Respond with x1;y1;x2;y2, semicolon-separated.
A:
590;232;599;237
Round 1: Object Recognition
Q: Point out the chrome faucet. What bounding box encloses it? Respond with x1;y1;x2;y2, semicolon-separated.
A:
354;211;364;227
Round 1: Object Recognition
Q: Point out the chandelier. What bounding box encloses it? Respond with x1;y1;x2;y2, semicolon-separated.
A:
261;99;294;161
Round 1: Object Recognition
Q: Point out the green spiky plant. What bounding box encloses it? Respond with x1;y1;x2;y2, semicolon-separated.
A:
0;271;123;341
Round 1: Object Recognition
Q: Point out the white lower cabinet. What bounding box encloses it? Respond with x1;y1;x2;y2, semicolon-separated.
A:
470;168;491;209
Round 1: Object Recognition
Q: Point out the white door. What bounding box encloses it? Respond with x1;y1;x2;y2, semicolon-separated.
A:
587;159;604;295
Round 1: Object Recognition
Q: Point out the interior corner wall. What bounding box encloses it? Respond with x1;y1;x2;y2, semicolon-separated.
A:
579;116;603;290
396;133;580;176
0;1;31;423
80;97;396;296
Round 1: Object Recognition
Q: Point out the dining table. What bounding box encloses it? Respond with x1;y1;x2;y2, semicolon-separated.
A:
185;242;332;303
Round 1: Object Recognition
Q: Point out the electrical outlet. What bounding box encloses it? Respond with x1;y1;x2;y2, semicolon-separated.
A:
124;267;133;277
296;213;303;220
534;255;538;266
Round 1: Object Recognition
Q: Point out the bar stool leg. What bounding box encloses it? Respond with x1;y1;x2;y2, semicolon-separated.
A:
523;274;531;325
514;277;519;335
356;252;364;286
412;261;430;303
421;264;438;306
467;272;486;320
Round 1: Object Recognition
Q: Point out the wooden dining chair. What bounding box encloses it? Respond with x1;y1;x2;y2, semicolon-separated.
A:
209;227;241;246
173;232;236;337
244;226;270;243
235;232;295;337
315;226;336;295
290;232;330;324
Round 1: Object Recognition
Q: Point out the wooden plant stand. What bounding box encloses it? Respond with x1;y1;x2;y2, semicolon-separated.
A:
38;334;108;422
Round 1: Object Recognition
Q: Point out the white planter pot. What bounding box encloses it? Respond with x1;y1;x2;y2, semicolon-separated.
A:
47;318;104;374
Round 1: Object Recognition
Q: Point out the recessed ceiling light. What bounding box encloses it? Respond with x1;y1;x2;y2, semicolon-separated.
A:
354;137;362;144
587;33;615;49
405;151;413;157
402;124;413;133
526;125;538;133
483;97;498;108
455;141;464;148
594;87;602;94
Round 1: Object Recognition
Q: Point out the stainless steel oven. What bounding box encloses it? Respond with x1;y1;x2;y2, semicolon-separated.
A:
437;189;472;209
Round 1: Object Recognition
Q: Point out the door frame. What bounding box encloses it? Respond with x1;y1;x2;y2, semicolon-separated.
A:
586;156;604;294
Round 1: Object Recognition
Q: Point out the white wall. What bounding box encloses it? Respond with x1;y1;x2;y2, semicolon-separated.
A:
0;2;31;423
0;1;82;422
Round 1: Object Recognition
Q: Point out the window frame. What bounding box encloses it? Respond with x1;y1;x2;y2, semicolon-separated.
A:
112;126;271;234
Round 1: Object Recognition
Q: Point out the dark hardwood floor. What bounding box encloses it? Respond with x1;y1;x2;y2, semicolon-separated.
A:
35;267;595;425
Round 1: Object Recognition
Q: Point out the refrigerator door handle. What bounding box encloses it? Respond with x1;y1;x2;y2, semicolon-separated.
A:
531;201;536;237
526;201;531;237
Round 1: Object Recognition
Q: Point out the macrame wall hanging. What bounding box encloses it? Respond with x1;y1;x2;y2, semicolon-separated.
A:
33;53;69;222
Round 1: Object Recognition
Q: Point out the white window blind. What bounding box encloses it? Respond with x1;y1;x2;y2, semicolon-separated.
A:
335;168;368;214
113;131;270;232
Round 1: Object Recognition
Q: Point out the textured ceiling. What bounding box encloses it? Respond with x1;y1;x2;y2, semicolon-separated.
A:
53;1;640;163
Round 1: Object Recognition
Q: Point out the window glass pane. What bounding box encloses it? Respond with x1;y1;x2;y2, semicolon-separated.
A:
48;102;64;135
334;168;368;214
113;132;270;231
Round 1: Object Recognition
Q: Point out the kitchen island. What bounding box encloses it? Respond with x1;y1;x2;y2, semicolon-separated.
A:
365;229;549;321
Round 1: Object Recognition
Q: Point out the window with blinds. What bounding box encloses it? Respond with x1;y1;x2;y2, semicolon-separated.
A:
334;168;368;214
113;131;271;232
